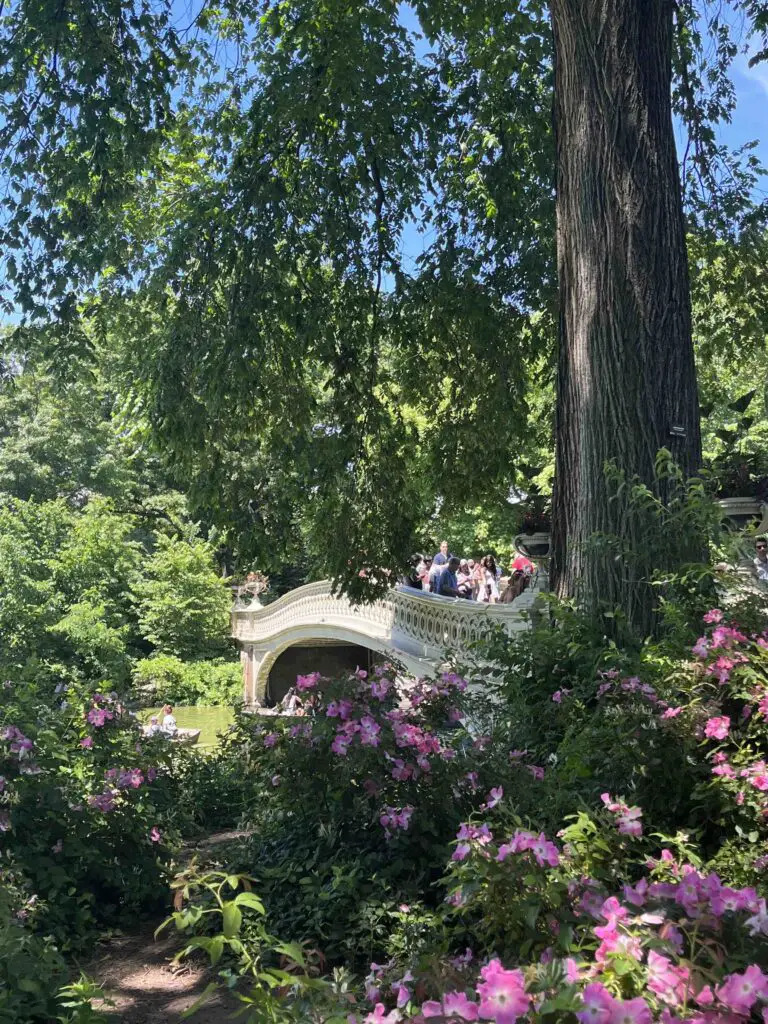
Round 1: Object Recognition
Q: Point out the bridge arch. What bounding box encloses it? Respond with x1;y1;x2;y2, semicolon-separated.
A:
232;580;541;707
238;624;433;706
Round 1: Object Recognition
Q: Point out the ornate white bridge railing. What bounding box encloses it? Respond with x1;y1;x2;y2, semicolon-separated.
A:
231;577;544;707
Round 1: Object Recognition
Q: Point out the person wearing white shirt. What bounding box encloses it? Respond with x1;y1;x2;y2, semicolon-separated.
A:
476;555;500;603
161;704;178;737
755;537;768;583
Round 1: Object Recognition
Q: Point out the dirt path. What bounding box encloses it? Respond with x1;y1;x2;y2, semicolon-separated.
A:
86;926;242;1024
85;831;254;1023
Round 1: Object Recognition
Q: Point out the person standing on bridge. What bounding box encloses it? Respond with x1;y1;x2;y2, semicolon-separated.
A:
476;555;499;604
418;555;433;590
434;556;462;598
432;540;451;566
403;554;424;590
456;560;473;599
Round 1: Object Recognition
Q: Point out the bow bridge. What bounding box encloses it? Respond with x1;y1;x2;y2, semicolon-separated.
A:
232;579;543;707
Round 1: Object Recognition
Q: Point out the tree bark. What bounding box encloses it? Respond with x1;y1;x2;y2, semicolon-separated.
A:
549;0;702;634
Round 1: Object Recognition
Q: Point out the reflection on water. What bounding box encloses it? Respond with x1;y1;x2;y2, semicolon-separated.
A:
139;706;235;751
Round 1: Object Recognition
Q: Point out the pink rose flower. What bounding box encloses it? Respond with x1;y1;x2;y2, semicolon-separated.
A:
485;786;503;809
476;960;529;1024
331;733;351;756
423;992;479;1020
359;715;381;747
364;1005;401;1023
576;982;614;1024
296;672;322;691
716;966;768;1015
704;715;730;740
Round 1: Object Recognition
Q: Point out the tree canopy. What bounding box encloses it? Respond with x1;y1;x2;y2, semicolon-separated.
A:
2;1;768;604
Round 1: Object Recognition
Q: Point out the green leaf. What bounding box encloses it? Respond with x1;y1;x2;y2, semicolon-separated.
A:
208;936;225;967
234;891;265;913
221;902;243;939
271;940;306;966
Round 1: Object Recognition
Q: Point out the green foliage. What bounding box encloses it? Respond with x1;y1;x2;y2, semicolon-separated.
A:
0;0;190;319
0;363;134;501
0;496;70;669
131;535;232;660
133;654;242;707
1;0;765;594
158;866;352;1022
51;600;132;683
163;741;248;832
0;881;68;1024
55;977;112;1024
0;492;237;689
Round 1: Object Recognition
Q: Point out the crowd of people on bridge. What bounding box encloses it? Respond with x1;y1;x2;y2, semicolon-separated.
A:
402;540;536;604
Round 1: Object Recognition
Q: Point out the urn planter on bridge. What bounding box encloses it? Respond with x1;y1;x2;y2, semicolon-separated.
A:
717;497;768;534
513;531;551;560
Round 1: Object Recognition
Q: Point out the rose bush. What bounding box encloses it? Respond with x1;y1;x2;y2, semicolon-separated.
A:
198;580;768;1024
345;800;768;1024
226;664;533;961
0;677;183;948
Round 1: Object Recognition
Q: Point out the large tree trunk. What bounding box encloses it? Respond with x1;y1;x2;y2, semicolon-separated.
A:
549;0;702;635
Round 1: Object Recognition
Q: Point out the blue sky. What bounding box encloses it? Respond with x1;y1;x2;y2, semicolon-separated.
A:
3;6;768;325
703;52;768;177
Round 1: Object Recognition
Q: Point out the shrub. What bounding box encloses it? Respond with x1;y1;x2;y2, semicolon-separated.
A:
353;804;768;1023
0;675;180;951
0;879;68;1024
223;665;536;963
162;739;248;832
132;654;242;707
453;576;768;844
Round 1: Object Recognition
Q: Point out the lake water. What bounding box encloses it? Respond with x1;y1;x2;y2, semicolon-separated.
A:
139;706;235;751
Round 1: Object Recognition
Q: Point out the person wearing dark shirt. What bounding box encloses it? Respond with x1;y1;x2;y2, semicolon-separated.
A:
436;557;461;597
404;554;424;590
432;539;450;566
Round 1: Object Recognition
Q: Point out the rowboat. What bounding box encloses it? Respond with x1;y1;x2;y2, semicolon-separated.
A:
140;726;201;745
175;728;201;746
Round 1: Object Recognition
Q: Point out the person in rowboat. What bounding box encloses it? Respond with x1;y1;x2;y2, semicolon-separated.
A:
161;704;178;738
